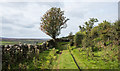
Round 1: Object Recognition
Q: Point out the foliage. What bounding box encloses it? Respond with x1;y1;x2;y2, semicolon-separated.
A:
106;40;112;46
98;20;112;42
84;18;98;32
70;39;74;46
92;37;102;43
80;18;98;49
90;26;99;39
113;20;120;45
78;19;119;48
74;31;84;47
77;19;120;59
55;42;68;50
79;25;85;32
40;7;69;39
68;32;74;40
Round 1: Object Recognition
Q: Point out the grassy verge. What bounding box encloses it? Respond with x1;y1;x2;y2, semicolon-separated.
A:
70;45;118;69
25;48;58;69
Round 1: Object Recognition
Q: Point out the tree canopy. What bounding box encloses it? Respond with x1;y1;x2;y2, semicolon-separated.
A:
40;7;69;39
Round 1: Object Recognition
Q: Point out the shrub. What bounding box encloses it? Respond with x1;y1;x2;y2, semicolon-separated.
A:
74;31;84;47
70;39;74;46
92;47;100;52
93;37;102;42
106;40;112;46
68;32;73;40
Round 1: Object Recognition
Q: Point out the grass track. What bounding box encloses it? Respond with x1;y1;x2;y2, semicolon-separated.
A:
53;50;78;69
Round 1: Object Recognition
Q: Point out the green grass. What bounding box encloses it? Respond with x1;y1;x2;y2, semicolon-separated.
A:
26;48;58;69
3;41;119;69
17;42;78;69
1;41;16;45
53;50;78;69
71;45;119;69
55;42;69;50
37;43;43;45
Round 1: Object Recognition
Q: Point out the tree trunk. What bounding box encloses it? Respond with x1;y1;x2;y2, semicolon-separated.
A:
52;35;56;40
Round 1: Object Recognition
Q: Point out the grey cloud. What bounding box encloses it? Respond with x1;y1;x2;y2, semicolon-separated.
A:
2;16;35;29
17;24;35;28
2;13;24;23
68;11;86;19
2;26;13;31
2;17;13;24
0;2;28;9
47;2;64;7
23;25;35;28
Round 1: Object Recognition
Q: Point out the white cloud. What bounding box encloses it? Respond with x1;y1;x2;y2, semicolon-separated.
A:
0;2;118;38
60;2;118;36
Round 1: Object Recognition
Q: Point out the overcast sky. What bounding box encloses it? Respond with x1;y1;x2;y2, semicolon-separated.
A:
0;0;119;39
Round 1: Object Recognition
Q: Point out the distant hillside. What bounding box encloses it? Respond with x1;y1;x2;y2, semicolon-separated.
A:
0;37;50;40
0;37;50;44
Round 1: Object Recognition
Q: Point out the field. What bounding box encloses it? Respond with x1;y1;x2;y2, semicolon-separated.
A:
0;38;48;45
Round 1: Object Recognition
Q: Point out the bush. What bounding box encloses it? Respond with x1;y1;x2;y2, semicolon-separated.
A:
106;40;112;46
92;47;100;52
74;31;84;47
93;37;102;42
70;39;74;46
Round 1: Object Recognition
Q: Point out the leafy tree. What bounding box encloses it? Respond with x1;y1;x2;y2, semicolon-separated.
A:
74;31;84;47
114;20;120;63
79;18;98;32
83;18;98;47
85;18;98;32
113;20;120;45
90;26;99;39
98;20;112;42
40;7;69;39
81;18;98;57
68;32;74;46
79;25;86;32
